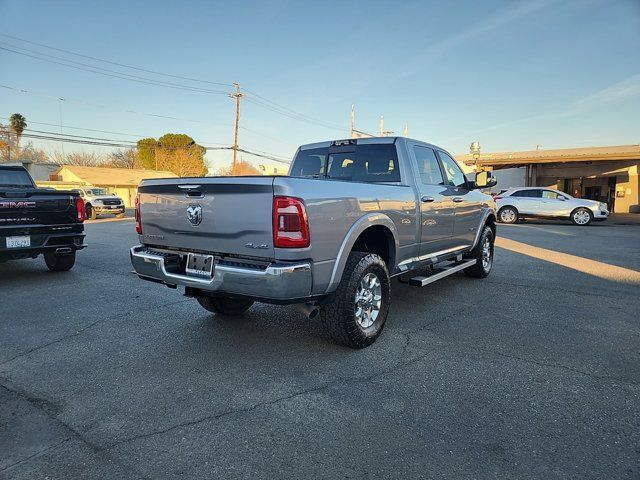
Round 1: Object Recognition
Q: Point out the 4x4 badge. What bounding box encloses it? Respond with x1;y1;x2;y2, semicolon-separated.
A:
186;204;202;226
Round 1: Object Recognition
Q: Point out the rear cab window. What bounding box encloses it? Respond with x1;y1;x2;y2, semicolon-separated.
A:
0;168;35;188
289;143;400;183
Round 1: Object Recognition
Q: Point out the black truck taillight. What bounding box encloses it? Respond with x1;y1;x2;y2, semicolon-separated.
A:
76;196;86;222
135;195;142;234
273;196;310;248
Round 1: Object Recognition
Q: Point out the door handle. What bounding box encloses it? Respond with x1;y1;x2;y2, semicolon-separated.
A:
452;197;464;203
421;195;435;203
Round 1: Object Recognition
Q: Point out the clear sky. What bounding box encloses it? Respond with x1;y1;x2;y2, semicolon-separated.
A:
0;0;639;172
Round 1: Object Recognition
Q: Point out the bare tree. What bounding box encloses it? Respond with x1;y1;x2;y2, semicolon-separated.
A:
107;149;139;169
0;124;17;162
50;151;104;166
217;160;260;176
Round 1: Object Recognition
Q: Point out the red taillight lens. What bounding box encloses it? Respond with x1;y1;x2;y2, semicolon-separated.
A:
273;196;310;248
76;196;85;222
135;195;142;234
493;196;503;200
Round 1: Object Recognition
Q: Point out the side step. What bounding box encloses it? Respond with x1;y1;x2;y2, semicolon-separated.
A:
408;259;476;287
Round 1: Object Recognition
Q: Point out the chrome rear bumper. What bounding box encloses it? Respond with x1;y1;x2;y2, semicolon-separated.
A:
130;245;312;300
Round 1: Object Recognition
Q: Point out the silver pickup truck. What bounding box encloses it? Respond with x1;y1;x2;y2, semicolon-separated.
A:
131;137;497;348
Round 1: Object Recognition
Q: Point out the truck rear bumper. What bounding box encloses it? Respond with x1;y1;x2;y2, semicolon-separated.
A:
130;245;312;300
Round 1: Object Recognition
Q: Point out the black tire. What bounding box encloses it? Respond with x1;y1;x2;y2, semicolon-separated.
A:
319;251;390;349
196;294;254;316
44;251;76;272
570;207;593;226
497;206;518;224
464;226;494;278
86;204;97;220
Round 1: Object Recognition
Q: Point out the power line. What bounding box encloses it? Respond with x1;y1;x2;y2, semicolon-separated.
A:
0;43;230;95
0;32;233;87
0;35;349;133
243;87;346;131
16;129;292;164
0;84;298;148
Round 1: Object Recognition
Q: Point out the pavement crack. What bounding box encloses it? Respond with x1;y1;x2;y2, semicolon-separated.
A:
0;299;191;367
486;349;639;387
0;382;152;480
0;437;72;473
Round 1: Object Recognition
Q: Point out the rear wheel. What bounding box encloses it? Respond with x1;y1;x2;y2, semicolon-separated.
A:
498;206;518;224
196;295;254;316
464;226;494;278
44;251;76;272
319;251;390;349
571;208;593;226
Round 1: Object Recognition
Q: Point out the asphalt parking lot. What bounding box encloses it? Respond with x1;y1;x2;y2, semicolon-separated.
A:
1;218;639;479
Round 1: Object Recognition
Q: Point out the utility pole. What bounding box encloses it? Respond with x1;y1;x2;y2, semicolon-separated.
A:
379;116;384;136
403;124;408;136
229;82;243;175
350;104;355;138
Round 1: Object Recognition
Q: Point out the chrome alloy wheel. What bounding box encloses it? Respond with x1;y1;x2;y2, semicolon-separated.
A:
354;273;382;329
573;210;591;225
482;236;493;272
500;208;516;223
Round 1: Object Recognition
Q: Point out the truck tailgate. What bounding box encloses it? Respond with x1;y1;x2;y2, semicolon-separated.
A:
137;176;276;258
0;190;78;228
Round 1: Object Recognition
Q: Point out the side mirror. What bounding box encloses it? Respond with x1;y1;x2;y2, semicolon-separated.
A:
474;171;497;189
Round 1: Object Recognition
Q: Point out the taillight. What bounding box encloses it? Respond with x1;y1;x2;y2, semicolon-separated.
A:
76;196;85;222
135;195;142;234
493;196;503;200
273;196;310;248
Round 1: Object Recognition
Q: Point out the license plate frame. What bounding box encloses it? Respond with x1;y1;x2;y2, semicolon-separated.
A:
6;235;31;249
185;252;214;279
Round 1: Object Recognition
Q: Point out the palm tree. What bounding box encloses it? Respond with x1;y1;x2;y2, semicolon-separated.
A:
9;113;27;158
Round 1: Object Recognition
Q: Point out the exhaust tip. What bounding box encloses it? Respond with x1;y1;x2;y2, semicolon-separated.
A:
296;303;320;319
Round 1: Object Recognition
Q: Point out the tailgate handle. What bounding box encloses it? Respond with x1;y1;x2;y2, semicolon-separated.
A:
178;185;203;197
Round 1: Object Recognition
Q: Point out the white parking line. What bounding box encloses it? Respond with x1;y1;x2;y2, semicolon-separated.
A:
85;217;135;224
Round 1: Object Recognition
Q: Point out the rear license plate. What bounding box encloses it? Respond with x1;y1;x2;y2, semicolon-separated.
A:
6;236;31;248
185;253;214;278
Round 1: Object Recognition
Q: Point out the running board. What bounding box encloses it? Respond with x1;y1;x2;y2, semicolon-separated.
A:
408;259;476;287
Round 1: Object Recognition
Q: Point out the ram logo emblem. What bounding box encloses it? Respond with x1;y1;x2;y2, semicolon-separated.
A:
186;204;203;226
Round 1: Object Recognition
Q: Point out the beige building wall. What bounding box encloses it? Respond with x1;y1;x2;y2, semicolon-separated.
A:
535;161;639;213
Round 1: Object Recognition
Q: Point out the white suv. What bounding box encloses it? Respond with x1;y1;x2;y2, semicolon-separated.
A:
496;187;609;226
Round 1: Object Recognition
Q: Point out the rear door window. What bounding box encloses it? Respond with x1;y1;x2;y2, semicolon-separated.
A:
290;144;400;183
512;189;542;198
413;146;444;185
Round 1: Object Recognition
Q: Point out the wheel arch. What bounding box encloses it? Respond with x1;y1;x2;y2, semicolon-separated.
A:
470;208;498;250
325;213;398;294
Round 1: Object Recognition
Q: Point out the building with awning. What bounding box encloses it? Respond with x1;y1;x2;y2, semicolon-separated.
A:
457;144;640;213
37;165;177;208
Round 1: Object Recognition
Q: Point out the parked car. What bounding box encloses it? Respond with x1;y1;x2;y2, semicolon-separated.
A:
71;188;125;220
0;165;86;270
495;187;609;225
130;137;498;348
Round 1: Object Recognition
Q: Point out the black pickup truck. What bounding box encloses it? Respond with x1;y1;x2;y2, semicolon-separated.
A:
0;165;86;271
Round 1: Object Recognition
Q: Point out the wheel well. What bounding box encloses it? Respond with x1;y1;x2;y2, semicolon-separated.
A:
570;206;593;216
486;214;497;237
351;226;395;268
498;205;517;214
